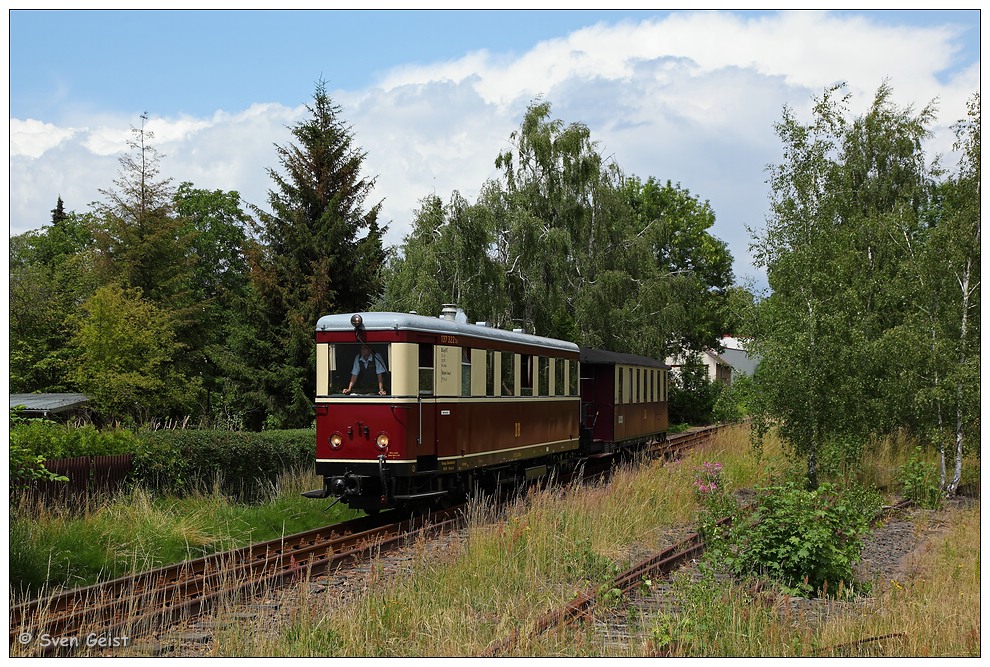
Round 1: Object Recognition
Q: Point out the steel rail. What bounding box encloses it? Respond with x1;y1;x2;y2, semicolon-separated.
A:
9;507;465;655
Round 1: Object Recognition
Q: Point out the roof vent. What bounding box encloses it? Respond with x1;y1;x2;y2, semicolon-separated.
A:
512;328;524;334
440;304;457;321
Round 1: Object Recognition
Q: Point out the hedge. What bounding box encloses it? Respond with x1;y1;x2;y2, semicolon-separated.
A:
133;429;315;498
10;421;316;500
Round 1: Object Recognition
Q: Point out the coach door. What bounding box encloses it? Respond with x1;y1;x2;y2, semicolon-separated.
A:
434;344;461;466
414;343;438;469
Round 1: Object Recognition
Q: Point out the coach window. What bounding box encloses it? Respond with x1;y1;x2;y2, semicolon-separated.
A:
520;354;534;396
461;347;472;397
554;358;564;396
486;350;496;396
501;351;516;396
568;360;579;396
538;357;550;396
617;366;624;405
418;344;434;395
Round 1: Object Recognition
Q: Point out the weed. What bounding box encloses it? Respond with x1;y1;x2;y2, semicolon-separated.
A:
898;447;942;509
722;481;882;597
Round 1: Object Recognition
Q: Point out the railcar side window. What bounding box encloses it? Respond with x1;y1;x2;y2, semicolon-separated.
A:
538;357;550;396
554;358;564;396
501;351;515;396
617;366;624;404
568;360;578;396
486;350;496;396
520;354;533;396
419;344;434;395
461;347;472;397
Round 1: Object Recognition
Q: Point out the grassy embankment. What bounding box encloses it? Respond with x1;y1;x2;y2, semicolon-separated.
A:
182;424;979;657
9;467;361;599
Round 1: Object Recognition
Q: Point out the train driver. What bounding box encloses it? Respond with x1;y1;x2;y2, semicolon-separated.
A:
343;344;388;395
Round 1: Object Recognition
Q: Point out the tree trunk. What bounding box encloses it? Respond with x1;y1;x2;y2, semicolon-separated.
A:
946;254;973;495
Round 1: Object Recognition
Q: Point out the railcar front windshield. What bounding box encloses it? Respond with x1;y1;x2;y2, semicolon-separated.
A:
329;343;392;395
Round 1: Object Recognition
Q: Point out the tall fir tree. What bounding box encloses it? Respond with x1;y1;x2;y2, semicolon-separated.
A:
250;80;386;427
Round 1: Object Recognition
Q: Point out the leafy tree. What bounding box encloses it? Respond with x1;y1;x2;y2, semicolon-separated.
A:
10;198;98;392
173;183;257;422
751;82;958;488
384;101;734;366
70;283;200;423
491;100;629;340
380;190;508;323
929;94;980;492
668;355;723;425
614;177;735;357
250;80;387;427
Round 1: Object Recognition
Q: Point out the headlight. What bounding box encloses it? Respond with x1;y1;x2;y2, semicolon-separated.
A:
330;432;344;449
376;433;389;450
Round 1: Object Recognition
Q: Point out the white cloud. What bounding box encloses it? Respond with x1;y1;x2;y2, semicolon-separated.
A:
9;11;977;289
10;119;78;158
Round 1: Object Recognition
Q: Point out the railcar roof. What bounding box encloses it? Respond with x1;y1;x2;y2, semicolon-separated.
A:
580;347;669;369
316;312;579;354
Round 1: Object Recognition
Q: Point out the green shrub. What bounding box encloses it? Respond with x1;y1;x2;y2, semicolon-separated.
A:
9;409;69;487
10;418;317;502
132;429;314;499
692;461;737;554
723;481;881;597
898;447;942;509
11;420;140;459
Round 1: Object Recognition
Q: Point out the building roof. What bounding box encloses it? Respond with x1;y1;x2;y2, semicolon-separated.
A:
10;393;90;415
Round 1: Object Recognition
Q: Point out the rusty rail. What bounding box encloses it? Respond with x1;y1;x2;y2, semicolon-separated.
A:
9;507;465;656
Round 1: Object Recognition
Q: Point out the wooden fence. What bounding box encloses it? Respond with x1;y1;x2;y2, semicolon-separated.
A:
28;455;134;499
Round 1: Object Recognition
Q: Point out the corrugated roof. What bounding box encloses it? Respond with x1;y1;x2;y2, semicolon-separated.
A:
10;393;90;414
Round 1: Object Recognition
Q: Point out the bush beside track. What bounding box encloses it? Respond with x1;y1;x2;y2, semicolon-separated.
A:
11;421;314;500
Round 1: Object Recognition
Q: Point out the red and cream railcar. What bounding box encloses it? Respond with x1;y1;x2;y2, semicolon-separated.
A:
579;348;669;452
309;310;582;511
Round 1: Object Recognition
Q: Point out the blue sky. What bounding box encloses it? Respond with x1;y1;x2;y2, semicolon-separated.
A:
8;8;982;291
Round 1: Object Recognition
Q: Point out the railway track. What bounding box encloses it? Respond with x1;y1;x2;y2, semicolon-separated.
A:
9;423;728;656
9;506;465;656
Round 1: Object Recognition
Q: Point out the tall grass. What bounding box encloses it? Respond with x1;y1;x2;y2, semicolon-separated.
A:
201;424;790;656
9;466;362;600
17;424;979;656
189;424;976;657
